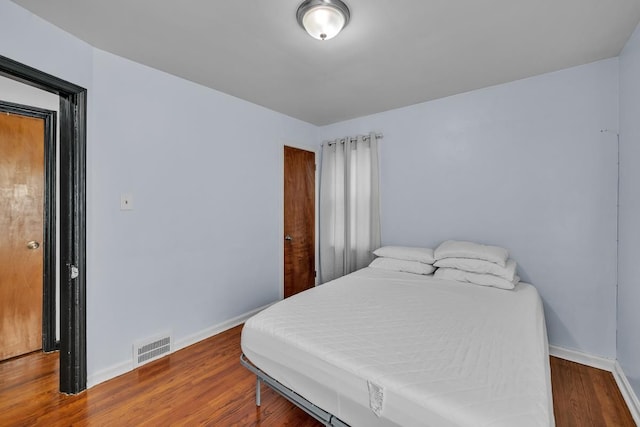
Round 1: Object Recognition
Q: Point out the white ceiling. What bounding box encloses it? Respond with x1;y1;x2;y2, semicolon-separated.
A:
12;0;640;125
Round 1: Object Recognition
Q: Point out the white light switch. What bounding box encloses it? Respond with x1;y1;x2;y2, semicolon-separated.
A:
120;193;134;210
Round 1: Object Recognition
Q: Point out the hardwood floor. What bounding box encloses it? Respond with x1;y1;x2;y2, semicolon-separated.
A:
551;357;635;426
0;325;635;426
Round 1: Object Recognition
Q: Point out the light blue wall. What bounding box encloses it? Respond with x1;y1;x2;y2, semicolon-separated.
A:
89;49;316;377
0;0;317;384
618;21;640;397
0;1;92;89
319;60;620;358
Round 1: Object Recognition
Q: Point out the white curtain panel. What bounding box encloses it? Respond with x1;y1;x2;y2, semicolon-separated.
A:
320;132;381;283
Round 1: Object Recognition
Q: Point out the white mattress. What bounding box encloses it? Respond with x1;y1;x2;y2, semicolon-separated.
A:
242;268;554;427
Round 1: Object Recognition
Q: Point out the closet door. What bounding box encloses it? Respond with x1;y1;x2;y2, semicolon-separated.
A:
0;112;44;361
283;146;315;298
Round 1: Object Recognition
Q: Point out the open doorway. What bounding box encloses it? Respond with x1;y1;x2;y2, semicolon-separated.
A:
0;54;87;394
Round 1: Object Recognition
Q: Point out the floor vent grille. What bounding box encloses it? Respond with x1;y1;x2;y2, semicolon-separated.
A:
134;334;171;367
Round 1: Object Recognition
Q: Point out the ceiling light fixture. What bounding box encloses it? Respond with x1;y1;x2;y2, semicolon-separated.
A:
296;0;350;41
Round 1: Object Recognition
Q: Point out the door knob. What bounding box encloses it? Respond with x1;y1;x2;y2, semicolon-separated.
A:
284;235;293;241
27;240;40;250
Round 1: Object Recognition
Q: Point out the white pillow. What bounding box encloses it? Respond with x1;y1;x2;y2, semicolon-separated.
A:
434;240;509;267
433;258;517;281
434;267;519;290
369;257;436;275
373;246;435;264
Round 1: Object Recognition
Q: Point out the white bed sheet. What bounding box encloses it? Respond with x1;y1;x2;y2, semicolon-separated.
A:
241;268;554;427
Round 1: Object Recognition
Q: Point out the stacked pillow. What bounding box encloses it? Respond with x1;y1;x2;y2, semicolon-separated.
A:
369;246;436;275
433;240;519;290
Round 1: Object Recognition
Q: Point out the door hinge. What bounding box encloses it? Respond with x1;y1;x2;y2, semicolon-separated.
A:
314;270;317;278
70;265;79;280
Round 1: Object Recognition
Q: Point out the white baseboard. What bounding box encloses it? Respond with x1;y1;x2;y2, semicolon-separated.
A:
548;345;615;371
87;359;132;389
174;303;272;351
613;361;640;425
87;303;272;388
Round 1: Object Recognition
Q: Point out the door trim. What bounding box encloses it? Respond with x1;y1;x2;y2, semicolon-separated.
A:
0;54;87;394
0;100;57;352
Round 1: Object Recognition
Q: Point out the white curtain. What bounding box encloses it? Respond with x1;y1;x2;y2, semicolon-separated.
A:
319;132;381;283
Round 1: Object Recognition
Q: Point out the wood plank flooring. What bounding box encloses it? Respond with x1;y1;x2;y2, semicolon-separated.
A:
0;325;635;426
551;357;635;426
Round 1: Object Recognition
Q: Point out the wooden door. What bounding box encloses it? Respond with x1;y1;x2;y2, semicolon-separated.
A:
284;146;315;298
0;112;45;361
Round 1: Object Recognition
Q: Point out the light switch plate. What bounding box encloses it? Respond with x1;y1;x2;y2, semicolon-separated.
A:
120;193;134;210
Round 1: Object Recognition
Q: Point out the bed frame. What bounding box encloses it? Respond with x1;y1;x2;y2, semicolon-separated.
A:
240;354;349;427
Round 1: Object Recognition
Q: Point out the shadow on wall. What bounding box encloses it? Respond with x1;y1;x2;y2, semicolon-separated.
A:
543;304;579;351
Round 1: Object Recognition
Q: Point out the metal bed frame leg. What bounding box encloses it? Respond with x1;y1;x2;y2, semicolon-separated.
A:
256;377;261;406
241;354;348;426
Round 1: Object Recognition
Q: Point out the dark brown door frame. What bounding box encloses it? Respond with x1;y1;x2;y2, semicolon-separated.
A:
0;100;57;352
0;54;87;394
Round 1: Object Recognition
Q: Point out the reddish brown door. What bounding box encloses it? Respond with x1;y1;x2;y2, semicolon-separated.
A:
0;112;44;361
284;146;315;298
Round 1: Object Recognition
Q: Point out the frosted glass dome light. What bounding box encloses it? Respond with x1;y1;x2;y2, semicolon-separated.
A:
297;0;350;41
302;6;345;40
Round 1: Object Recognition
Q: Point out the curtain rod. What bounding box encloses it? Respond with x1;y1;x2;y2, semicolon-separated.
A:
324;133;383;146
